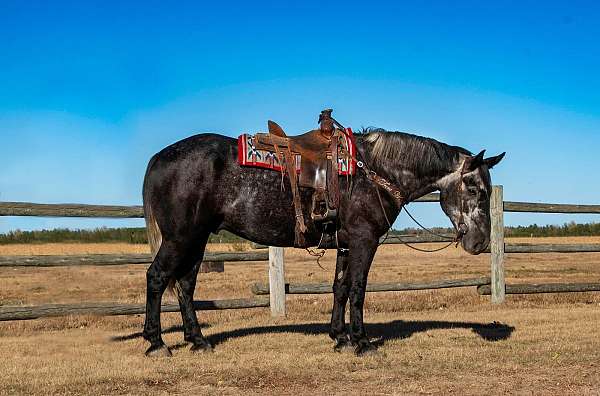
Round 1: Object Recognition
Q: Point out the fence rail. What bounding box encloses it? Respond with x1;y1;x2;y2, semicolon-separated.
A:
0;298;270;321
503;202;600;214
251;277;491;295
353;238;600;253
504;244;600;253
0;202;144;218
477;283;600;295
256;238;600;253
0;251;268;267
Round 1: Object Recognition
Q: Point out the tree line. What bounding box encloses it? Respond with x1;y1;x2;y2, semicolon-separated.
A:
0;221;598;244
0;227;242;244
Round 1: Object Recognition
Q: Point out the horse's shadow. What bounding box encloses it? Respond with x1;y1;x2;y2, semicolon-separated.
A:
111;320;514;347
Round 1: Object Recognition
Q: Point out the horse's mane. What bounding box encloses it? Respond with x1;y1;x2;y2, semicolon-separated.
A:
359;128;472;176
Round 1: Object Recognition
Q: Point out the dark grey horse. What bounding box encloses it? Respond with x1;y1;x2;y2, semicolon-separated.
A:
141;126;505;357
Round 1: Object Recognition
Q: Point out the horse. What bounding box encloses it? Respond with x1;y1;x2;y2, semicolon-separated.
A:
141;125;505;357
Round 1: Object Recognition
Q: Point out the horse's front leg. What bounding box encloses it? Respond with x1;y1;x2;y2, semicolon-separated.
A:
329;249;352;352
347;237;379;355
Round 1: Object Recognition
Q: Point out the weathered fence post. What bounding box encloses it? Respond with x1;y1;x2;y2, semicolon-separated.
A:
490;185;505;303
268;246;286;317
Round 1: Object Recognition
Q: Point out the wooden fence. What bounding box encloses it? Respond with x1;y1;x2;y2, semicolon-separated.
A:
482;186;600;303
1;186;600;321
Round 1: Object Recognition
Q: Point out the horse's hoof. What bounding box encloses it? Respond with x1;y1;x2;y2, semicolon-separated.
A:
190;342;214;353
333;341;355;353
354;344;378;356
145;344;172;358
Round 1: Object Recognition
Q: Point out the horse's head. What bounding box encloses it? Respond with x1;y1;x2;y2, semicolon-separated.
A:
438;150;505;255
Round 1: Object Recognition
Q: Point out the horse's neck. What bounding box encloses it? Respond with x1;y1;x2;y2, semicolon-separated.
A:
358;138;461;202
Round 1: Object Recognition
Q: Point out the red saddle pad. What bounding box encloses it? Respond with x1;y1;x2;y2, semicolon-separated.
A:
237;128;356;175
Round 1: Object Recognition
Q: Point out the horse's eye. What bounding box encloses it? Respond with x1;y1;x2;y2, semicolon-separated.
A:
467;187;478;196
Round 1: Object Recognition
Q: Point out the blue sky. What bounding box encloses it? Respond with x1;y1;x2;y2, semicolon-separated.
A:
1;1;599;233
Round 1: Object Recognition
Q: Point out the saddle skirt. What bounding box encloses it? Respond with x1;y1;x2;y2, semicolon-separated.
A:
237;128;356;177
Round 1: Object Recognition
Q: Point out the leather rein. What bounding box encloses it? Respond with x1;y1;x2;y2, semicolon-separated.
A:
332;117;469;252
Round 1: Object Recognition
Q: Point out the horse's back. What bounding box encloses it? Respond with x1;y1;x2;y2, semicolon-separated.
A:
150;133;235;163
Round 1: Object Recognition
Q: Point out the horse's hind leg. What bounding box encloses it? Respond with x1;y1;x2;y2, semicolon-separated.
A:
143;239;204;357
174;262;203;343
174;248;213;352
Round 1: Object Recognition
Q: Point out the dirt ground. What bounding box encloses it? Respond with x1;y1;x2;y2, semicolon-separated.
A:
0;238;599;395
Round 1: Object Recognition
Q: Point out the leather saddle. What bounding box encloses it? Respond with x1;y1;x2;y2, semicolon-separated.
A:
252;109;350;246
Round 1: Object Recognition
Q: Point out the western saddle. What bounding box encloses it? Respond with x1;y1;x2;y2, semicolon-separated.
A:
252;109;352;246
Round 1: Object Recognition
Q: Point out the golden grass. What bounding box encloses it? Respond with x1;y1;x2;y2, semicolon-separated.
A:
0;242;251;256
1;239;600;395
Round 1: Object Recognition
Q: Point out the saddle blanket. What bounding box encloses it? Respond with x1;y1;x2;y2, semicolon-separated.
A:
237;128;357;175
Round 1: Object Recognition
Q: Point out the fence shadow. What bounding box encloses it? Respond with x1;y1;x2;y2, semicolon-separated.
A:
111;320;514;346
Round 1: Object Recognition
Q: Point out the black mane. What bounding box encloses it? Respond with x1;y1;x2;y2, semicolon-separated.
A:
358;127;472;176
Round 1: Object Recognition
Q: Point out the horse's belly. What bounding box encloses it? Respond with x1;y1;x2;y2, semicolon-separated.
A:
217;170;321;247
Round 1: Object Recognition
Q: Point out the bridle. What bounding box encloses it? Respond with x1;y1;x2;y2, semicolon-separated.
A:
453;158;471;244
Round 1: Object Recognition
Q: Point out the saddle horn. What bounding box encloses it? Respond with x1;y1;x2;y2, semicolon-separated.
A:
318;108;335;139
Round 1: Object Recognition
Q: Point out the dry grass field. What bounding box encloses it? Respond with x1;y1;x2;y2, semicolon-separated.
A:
1;238;599;395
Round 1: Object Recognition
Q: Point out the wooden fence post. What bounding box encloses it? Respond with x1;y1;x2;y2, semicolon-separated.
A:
490;185;506;304
268;246;286;317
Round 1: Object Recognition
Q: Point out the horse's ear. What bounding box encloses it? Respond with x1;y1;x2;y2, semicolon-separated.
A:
268;120;287;137
467;150;486;171
484;152;506;169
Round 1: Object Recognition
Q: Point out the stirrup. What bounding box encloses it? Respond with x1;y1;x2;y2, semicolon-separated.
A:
311;196;337;235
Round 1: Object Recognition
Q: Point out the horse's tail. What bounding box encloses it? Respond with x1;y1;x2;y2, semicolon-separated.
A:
143;154;181;298
143;155;162;259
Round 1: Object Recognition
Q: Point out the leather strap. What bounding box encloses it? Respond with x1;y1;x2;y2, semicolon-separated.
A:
328;129;341;209
365;171;404;206
280;140;306;245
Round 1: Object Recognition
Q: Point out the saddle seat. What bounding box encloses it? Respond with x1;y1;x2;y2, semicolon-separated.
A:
253;122;336;186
